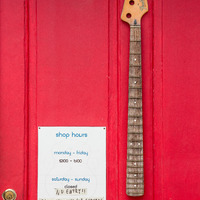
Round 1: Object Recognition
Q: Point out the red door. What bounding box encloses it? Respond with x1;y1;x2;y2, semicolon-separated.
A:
0;0;200;200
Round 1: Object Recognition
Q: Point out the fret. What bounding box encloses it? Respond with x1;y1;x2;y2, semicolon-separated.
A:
128;117;143;125
130;26;141;41
127;173;143;179
126;189;144;196
129;106;142;109
127;148;143;155
127;167;143;174
129;77;142;88
128;98;142;107
128;108;142;117
129;64;141;67
127;180;144;185
127;155;143;162
130;55;141;66
128;125;143;133
128;141;143;148
129;66;141;77
127;183;144;189
127;161;143;168
130;53;142;55
128;134;143;142
127;177;143;181
130;42;141;54
129;88;142;98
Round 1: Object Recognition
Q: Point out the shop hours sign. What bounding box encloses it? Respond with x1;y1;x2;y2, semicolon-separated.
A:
38;127;106;200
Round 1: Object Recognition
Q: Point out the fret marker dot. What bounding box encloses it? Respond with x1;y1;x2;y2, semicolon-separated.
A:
138;143;140;145
134;101;137;104
134;163;137;166
134;185;137;187
134;81;137;84
134;58;137;61
134;119;137;122
134;174;137;177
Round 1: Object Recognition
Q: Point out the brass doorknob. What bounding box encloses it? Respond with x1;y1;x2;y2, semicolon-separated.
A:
2;189;17;200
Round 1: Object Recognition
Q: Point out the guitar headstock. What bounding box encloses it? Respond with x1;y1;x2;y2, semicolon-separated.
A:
121;0;148;26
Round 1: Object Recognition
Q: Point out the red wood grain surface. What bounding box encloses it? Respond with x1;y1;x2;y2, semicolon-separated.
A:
0;1;26;199
154;0;200;199
0;0;200;200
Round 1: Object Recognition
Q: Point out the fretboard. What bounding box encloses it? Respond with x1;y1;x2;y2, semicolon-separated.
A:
126;25;144;196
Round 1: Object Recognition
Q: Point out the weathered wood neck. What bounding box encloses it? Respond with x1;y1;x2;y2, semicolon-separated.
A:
126;25;144;196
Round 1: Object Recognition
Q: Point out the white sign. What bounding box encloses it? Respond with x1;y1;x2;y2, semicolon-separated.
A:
38;126;106;200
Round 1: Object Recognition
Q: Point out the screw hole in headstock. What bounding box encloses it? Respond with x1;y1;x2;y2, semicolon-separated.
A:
129;0;134;5
126;13;132;18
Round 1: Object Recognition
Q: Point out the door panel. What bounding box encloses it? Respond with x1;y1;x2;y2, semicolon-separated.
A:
28;0;117;199
28;0;153;200
154;0;200;199
0;0;25;199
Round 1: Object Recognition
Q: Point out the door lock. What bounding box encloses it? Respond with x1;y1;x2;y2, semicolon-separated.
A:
2;189;17;200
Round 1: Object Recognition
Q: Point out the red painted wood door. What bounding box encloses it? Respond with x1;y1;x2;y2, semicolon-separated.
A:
0;0;200;200
153;0;200;199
